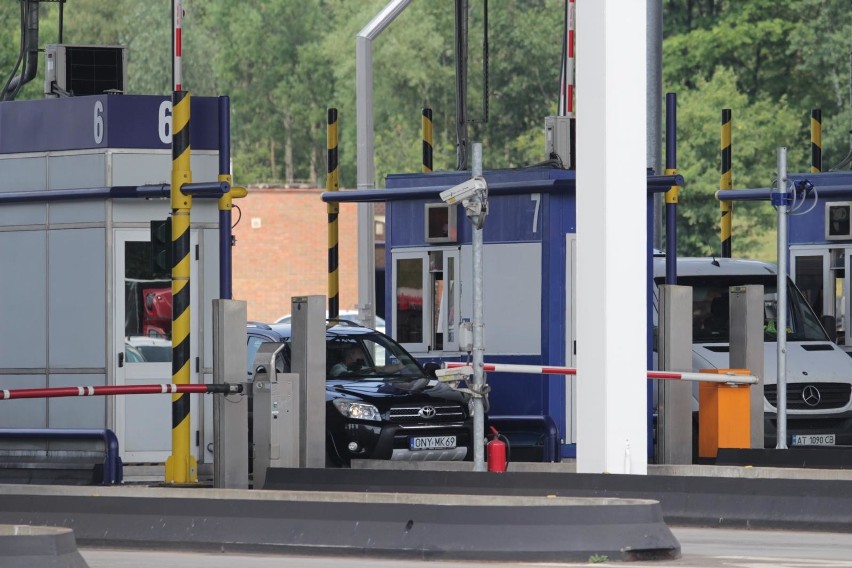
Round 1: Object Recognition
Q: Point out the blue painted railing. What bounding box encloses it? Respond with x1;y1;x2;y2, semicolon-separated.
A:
0;428;122;485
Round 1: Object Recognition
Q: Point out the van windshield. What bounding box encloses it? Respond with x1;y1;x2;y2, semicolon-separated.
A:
655;274;829;343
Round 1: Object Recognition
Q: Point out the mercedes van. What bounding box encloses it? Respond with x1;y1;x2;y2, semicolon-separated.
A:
653;256;852;447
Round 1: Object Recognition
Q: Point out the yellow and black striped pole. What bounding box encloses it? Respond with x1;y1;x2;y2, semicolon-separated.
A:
811;109;822;173
327;108;340;320
165;90;197;484
422;108;433;173
720;108;732;258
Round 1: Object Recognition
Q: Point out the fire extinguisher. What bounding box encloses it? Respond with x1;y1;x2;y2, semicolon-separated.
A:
487;425;509;473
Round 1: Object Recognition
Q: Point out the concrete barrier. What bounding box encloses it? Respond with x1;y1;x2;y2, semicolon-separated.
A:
0;484;679;562
0;524;89;567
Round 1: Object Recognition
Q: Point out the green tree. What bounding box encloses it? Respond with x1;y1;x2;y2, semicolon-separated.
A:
663;0;852;256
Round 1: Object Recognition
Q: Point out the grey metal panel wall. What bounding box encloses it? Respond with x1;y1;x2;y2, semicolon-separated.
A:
48;154;106;189
48;201;107;225
48;229;105;368
0;203;46;228
125;396;170;451
0;376;47;428
0;156;47;191
111;198;170;223
110;152;171;185
0;231;47;368
109;151;219;187
48;374;106;430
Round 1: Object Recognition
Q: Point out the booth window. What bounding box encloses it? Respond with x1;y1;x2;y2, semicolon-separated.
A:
392;248;460;354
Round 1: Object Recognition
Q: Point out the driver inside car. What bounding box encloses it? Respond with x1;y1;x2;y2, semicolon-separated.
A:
330;346;365;376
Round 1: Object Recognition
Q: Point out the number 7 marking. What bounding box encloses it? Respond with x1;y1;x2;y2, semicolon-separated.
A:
531;193;541;233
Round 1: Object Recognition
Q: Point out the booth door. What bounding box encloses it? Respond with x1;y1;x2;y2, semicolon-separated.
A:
114;228;200;463
791;248;850;353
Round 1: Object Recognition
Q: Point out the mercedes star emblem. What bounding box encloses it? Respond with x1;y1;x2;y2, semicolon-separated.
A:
802;385;821;407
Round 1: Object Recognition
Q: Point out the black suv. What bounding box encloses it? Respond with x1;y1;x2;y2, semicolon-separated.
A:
247;321;474;466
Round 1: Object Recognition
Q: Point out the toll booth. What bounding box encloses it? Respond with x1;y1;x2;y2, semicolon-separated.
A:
382;168;579;456
787;172;852;356
0;95;223;465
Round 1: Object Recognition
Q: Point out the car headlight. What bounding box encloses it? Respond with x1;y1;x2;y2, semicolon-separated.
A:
333;399;381;422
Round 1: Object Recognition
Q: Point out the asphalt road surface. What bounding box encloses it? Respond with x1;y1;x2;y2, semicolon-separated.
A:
79;526;852;567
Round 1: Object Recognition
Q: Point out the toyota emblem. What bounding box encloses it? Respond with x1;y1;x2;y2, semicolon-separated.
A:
418;406;437;419
802;385;821;407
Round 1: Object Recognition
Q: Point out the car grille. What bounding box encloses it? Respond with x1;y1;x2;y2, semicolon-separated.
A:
764;383;852;410
388;404;465;423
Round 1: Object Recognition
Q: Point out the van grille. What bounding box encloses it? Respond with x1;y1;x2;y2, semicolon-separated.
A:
764;383;851;410
388;404;465;422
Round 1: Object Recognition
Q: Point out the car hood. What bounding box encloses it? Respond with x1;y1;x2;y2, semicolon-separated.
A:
327;378;469;405
693;342;852;384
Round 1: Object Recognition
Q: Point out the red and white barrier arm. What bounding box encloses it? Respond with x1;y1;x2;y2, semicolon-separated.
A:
0;383;243;401
443;362;757;385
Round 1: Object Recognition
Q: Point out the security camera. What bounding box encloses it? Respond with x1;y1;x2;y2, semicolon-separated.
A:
434;365;474;381
439;177;487;204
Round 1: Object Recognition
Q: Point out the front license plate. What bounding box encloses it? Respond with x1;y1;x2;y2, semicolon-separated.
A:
410;435;457;450
792;434;836;446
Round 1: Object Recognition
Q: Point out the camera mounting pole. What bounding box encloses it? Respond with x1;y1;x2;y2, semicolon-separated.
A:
442;142;488;471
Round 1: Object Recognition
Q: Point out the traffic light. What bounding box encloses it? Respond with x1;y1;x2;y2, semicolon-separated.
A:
151;218;172;278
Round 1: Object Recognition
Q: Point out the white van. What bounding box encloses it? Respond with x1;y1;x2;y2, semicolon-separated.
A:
653;256;852;447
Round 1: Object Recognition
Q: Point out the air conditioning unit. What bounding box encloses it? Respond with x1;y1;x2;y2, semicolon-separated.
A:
44;44;128;98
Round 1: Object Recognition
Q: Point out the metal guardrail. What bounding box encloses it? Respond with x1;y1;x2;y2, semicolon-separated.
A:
0;428;122;485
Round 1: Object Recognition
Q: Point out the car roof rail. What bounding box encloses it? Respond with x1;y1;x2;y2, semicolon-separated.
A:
247;321;273;330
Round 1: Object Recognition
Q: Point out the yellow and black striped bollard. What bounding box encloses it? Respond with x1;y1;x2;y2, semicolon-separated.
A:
422;108;433;173
327;108;340;320
720;108;732;258
165;89;197;484
811;109;822;173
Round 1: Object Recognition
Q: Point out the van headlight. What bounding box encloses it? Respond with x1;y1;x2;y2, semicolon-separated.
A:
333;399;381;421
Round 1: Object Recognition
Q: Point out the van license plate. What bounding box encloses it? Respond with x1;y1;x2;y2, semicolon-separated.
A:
792;434;835;446
410;436;457;450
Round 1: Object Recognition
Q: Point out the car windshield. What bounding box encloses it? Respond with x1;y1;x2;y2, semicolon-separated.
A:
655;274;829;343
325;331;425;380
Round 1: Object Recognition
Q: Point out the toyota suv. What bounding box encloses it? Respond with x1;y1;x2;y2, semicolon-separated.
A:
247;320;474;466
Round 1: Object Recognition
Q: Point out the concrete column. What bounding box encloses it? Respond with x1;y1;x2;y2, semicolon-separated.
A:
290;295;327;468
576;0;648;474
658;285;693;464
729;285;765;448
213;299;248;489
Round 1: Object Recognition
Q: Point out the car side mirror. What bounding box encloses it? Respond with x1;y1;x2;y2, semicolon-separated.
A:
423;362;440;378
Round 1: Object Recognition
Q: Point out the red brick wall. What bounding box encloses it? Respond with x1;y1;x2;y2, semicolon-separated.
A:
232;187;360;323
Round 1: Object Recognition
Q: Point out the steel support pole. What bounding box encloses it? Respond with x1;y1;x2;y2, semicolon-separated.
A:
471;142;486;472
776;147;789;450
355;0;412;332
218;96;233;299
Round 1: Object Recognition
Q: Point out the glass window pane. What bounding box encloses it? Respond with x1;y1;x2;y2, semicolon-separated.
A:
794;255;823;318
124;241;172;363
397;258;424;343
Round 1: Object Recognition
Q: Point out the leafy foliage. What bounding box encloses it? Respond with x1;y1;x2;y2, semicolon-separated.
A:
0;0;849;259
